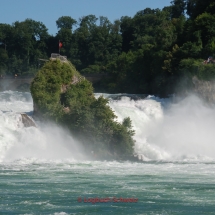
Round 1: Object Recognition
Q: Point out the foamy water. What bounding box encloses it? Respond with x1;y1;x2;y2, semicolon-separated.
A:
97;93;215;162
1;91;215;214
1;91;215;163
0;91;85;163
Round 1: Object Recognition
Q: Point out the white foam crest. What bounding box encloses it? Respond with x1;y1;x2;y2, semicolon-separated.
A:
103;95;163;133
101;94;167;160
53;213;68;215
0;91;32;112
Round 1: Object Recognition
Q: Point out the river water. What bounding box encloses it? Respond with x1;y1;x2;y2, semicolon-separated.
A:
0;91;215;215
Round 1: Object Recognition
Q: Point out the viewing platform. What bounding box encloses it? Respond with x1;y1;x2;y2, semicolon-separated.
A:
50;53;68;62
38;53;68;63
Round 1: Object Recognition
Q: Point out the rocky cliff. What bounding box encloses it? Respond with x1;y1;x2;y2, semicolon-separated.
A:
192;76;215;103
30;59;135;159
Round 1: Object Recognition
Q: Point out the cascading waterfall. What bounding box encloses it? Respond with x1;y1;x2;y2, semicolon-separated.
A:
100;93;215;162
1;91;215;163
0;91;85;163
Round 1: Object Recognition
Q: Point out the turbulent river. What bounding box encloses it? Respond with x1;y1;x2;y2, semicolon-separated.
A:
0;91;215;215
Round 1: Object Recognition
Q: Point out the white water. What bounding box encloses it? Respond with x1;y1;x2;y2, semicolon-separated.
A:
0;91;85;163
1;91;215;215
99;93;215;162
1;91;215;163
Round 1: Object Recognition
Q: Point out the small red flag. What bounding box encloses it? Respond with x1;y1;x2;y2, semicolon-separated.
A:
59;41;63;48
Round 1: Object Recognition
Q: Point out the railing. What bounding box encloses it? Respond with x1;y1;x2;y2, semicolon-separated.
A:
50;53;67;62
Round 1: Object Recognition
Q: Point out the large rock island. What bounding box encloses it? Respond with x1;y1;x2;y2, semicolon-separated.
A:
30;59;135;160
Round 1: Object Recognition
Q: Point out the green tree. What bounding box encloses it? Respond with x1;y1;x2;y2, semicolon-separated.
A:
194;13;215;48
56;16;77;57
56;16;77;30
120;16;134;52
186;0;215;19
171;0;186;18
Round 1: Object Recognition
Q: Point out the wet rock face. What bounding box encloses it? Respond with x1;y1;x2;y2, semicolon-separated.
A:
21;114;37;127
192;76;215;103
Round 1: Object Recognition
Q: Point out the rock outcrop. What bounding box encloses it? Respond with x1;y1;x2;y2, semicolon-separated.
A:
21;113;37;127
192;76;215;103
30;59;135;159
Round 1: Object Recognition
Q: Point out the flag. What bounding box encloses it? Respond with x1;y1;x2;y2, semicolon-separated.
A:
59;41;63;49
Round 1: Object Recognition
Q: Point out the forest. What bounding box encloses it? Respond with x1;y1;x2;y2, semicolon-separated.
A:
0;0;215;96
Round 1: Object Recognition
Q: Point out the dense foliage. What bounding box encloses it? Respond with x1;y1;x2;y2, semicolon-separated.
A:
30;60;135;158
1;0;215;95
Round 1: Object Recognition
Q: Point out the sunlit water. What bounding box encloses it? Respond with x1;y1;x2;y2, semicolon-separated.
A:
0;91;215;214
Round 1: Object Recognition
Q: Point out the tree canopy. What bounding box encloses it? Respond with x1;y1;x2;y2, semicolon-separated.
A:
1;1;215;95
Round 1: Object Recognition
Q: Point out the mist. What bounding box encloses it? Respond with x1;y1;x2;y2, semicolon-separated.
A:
108;94;215;161
1;117;89;163
147;95;215;160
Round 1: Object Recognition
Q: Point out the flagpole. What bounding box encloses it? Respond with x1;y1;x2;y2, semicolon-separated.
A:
59;40;60;54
